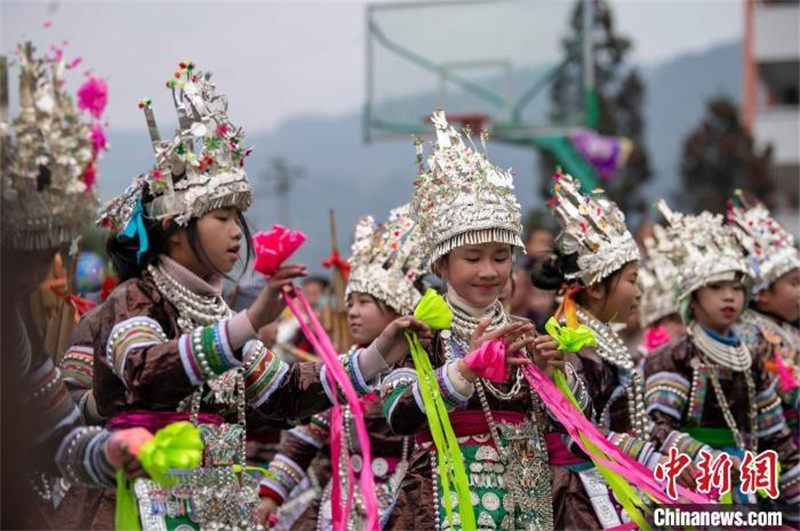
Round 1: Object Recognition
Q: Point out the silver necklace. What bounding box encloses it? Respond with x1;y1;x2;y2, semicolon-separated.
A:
576;307;648;438
689;321;752;372
444;298;523;401
148;263;232;330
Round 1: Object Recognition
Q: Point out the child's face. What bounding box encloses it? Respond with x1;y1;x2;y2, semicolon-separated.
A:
195;207;243;275
438;242;513;308
692;279;746;333
754;268;800;323
346;292;398;346
585;261;641;324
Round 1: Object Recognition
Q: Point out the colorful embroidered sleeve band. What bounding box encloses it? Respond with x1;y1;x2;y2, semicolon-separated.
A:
243;340;290;408
645;371;690;421
55;426;116;488
107;316;169;386
60;346;94;390
756;381;788;439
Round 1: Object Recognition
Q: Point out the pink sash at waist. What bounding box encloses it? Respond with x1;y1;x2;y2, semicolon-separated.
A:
415;410;525;445
106;409;224;434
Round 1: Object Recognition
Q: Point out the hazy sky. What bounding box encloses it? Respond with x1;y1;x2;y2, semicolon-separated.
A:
2;0;743;134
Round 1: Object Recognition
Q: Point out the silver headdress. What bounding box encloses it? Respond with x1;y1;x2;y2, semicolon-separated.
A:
726;194;800;293
656;199;753;300
96;61;252;231
345;204;426;316
546;171;640;285
639;224;680;327
410;109;524;267
1;42;106;249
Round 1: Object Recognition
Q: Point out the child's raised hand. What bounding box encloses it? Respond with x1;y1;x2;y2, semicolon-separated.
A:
247;264;307;329
374;316;432;366
531;334;566;379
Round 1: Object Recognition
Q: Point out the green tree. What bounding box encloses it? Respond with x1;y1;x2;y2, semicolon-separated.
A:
680;97;774;213
540;0;652;215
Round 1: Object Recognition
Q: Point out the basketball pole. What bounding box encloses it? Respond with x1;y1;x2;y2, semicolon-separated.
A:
583;0;599;130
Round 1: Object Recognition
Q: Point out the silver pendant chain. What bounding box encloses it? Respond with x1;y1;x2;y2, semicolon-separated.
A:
705;360;758;453
576;307;647;439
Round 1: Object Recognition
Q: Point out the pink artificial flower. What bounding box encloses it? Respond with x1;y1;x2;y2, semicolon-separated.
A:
82;160;97;189
43;21;52;29
252;225;307;276
90;122;107;154
76;76;108;119
643;325;671;353
67;57;83;69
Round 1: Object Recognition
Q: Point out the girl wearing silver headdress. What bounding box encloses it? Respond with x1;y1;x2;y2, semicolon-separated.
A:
533;171;685;529
257;204;427;530
1;41;149;529
728;195;800;447
644;201;799;511
381;110;586;531
81;62;424;530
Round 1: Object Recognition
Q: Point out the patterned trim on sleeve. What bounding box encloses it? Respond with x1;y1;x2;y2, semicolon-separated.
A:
380;368;418;425
779;462;800;506
320;348;379;404
436;362;471;411
659;430;711;461
260;454;307;504
645;371;690;421
755;381;788;438
288;415;330;449
25;359;81;444
107;316;168;386
606;431;661;470
242;340;289;408
60;346;94;390
176;321;247;386
56;427;115;488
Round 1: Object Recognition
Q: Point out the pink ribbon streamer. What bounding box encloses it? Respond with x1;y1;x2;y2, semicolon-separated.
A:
463;339;508;383
282;286;379;531
520;362;711;505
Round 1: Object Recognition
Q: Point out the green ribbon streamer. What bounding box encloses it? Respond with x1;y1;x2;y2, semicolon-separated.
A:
407;289;476;531
115;469;141;531
544;317;597;352
554;370;652;531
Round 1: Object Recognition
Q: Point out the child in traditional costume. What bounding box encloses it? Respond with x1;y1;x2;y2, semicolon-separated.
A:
532;172;680;529
382;110;582;531
85;62;423;530
644;201;799;509
637;224;684;360
258;204;426;530
728;198;800;446
0;41;147;529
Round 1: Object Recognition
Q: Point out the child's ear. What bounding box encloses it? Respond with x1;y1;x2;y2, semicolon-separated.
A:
584;282;606;303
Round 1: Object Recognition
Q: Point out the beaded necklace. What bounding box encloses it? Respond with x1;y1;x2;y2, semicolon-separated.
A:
689;322;758;452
